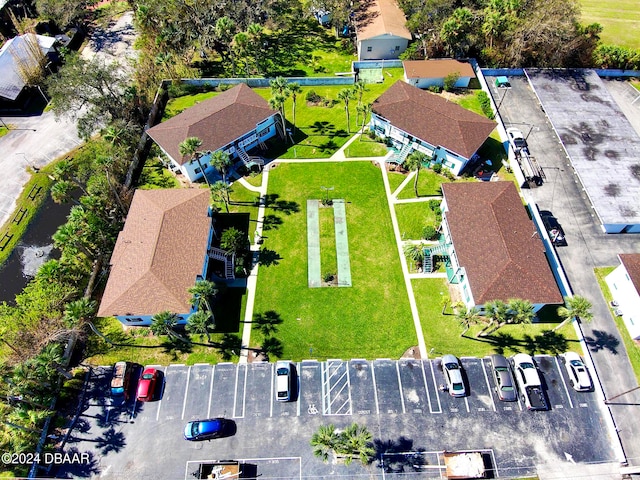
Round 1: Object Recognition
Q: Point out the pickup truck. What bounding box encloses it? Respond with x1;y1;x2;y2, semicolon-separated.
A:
195;461;241;479
512;354;548;411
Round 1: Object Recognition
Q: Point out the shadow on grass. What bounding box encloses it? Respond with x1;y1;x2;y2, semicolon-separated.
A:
246;310;284;336
462;330;571;355
263;194;299;214
257;248;282;266
260;214;284;230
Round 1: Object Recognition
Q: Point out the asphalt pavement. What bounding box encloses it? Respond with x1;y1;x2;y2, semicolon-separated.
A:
489;71;640;467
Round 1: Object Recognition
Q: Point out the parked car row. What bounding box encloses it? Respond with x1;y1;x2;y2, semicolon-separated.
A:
441;353;593;406
110;361;160;402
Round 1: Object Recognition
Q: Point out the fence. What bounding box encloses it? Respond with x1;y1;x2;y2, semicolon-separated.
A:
179;76;355;89
352;60;403;70
481;67;640;79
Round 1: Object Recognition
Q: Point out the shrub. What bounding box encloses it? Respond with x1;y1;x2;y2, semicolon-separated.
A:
423;225;438;240
432;162;442;174
427;85;442;93
477;91;495;119
443;72;460;92
443;169;456;181
306;90;322;104
323;271;335;282
428;199;440;211
593;44;640;70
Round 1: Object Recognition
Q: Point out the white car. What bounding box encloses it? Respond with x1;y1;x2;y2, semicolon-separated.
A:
441;354;466;397
275;361;294;402
563;352;592;392
506;127;529;154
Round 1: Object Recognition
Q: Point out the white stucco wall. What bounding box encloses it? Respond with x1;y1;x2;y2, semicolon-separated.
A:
606;265;640;340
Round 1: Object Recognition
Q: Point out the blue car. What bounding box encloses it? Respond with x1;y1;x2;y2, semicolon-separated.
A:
183;418;234;441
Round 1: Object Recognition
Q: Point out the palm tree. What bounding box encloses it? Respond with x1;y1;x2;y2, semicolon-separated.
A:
186;310;214;342
63;298;96;328
210;180;233;212
188;280;219;314
288;82;302;135
456;306;482;336
404;151;428;197
252;310;283;337
179;137;210;187
260;336;283;360
340;423;374;466
356;103;372;140
210;150;232;183
221;227;248;254
337;88;355;133
310;424;339;463
479;299;510;337
215;16;237;73
268;93;288;139
508;298;535;326
555;295;593;331
352;80;366;123
150;311;182;341
403;243;425;271
50;180;77;205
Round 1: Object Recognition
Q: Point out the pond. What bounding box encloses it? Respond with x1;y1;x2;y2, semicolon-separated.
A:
0;194;72;303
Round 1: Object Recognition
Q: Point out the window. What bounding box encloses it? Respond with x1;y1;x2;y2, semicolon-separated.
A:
367;46;372;52
126;317;143;323
194;167;202;174
395;45;400;51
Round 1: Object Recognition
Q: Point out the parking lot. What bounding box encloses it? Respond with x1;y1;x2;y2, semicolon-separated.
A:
54;356;616;479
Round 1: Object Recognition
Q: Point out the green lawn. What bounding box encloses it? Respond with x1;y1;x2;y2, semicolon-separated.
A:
344;135;389;157
594;267;640;384
396;169;446;199
252;162;415;360
412;279;579;358
395;202;438;241
387;170;407;194
580;0;640;49
163;69;406;160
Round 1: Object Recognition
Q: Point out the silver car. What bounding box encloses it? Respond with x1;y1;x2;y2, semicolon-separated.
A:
442;354;466;397
563;352;592;392
490;354;517;402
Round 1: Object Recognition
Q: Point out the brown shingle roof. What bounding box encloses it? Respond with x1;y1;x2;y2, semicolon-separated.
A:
442;182;563;306
356;0;411;41
372;81;496;159
97;189;211;318
403;59;475;79
147;83;276;165
620;253;640;293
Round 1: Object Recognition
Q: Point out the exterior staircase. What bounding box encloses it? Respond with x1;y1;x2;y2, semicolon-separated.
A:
236;144;265;171
208;247;236;280
422;243;449;273
388;142;413;166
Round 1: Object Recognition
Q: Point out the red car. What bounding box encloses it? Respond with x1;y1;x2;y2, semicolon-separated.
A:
136;367;158;402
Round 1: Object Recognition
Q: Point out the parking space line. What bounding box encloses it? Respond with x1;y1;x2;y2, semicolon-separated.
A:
420;361;434;414
181;366;191;420
296;362;301;417
207;365;215;418
395;362;406;414
428;361;443;413
320;362;327;414
481;359;497;411
270;363;274;418
156;367;166;421
371;361;380;415
555;356;573;408
233;364;247;418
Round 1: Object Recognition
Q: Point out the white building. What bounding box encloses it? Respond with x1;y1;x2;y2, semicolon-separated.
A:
606;254;640;340
355;0;411;61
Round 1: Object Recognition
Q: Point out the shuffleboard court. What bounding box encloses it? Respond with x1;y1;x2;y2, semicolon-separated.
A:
333;199;352;286
306;199;321;287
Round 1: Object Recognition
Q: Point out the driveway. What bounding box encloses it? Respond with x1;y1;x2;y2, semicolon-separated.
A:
488;72;640;466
